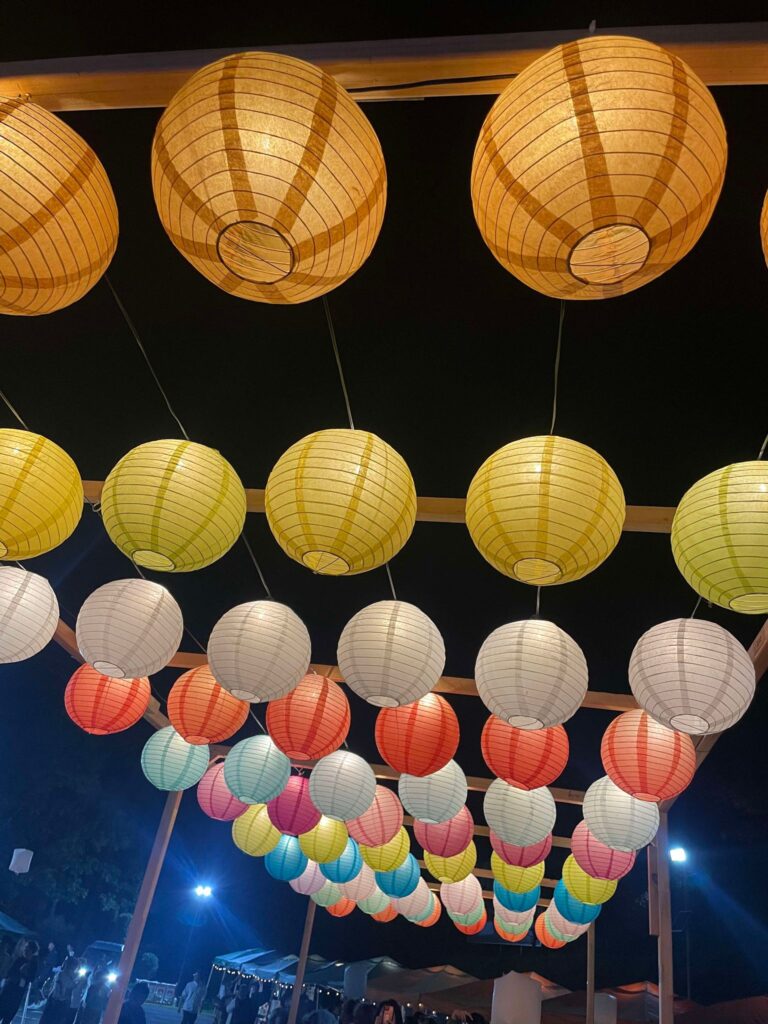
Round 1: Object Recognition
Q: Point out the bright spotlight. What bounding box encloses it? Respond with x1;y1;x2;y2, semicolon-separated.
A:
670;847;687;863
77;967;88;978
107;972;118;984
195;883;213;897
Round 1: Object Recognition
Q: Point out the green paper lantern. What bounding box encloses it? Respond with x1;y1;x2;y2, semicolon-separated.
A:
141;727;209;791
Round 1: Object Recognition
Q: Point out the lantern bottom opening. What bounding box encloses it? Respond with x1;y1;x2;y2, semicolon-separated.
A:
0;541;8;557
93;660;127;679
730;592;768;613
217;222;294;284
133;548;176;571
303;549;351;575
507;714;545;730
231;687;260;703
670;713;710;734
368;694;400;708
513;558;562;584
568;224;650;286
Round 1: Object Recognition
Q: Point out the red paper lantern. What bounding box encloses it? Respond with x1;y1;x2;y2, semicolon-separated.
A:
454;911;487;935
571;821;636;881
490;831;552;868
267;673;350;760
375;693;459;777
267;776;321;836
372;903;398;922
197;762;249;821
535;913;566;949
415;899;443;927
65;665;150;735
168;664;249;744
327;898;356;918
494;918;528;942
414;806;474;858
481;715;569;789
347;785;403;846
601;709;696;802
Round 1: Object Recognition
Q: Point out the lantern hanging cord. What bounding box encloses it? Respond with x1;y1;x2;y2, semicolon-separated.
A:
689;595;703;619
0;389;30;430
323;296;355;430
535;586;541;616
549;301;566;435
248;707;267;734
384;562;398;600
241;533;274;600
758;430;768;460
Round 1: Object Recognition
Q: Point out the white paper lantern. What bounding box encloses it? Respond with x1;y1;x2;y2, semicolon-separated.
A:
483;779;556;846
311;881;343;907
309;750;376;821
76;578;183;678
224;735;291;804
391;878;431;918
289;861;326;896
546;903;590;941
628;618;755;735
440;875;483;916
399;760;467;824
583;776;660;852
337;600;445;707
208;600;311;702
0;567;59;663
340;863;377;902
475;619;588;728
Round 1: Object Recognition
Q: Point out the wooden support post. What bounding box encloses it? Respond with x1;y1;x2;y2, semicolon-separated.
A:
655;812;675;1024
586;922;596;1024
647;841;660;936
287;900;316;1024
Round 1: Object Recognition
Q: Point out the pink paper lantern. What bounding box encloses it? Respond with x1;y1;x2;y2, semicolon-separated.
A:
347;785;403;846
290;861;326;896
414;805;473;858
339;863;377;902
267;776;321;836
440;875;482;916
391;879;431;918
197;762;249;822
571;821;636;881
490;830;552;867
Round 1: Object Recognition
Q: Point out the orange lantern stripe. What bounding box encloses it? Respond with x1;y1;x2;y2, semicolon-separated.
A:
267;674;351;760
168;665;249;744
601;710;696;802
481;715;569;790
65;666;151;735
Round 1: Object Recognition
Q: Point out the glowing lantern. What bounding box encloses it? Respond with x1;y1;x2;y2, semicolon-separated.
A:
358;889;391;915
0;567;59;663
76;579;183;679
601;709;696;802
546;904;590;942
347;786;403;847
370;903;398;922
309;750;376;821
375;693;459;776
441;875;483;916
391;879;431;919
327;898;356;918
320;838;363;885
424;842;476;883
495;919;529;943
168;665;249;744
337;599;444;707
290;861;327;896
571;822;635;881
416;899;442;927
375;853;420;898
64;665;150;735
360;827;410;872
451;904;486;927
224;736;291;804
484;780;556;846
312;881;343;908
208;600;311;703
535;913;566;949
562;855;616;905
454;913;487;935
762;192;768;265
299;817;349;864
141;727;209;791
399;760;467;824
493;881;540;913
490;831;552;868
197;762;249;821
232;804;280;857
553;880;601;925
628;618;755;735
493;899;536;929
264;835;307;881
406;892;437;924
414;806;474;858
495;910;535;936
583;775;660;852
340;863;377;902
267;673;350;759
267;776;321;836
481;716;569;789
491;854;545;894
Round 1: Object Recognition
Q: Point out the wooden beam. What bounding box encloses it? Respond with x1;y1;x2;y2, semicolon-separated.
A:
426;881;549;908
403;814;572;849
655;812;675;1024
586;923;596;1024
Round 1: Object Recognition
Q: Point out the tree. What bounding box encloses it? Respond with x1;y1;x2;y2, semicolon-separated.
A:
137;952;160;979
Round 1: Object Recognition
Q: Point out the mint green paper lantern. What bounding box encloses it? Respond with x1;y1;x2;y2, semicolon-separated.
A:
451;903;485;927
224;735;290;803
358;889;390;915
408;893;436;923
141;726;209;791
312;881;343;907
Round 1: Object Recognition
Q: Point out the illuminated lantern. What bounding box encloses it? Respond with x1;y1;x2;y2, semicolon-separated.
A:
327;898;356;918
416;898;442;927
493;881;540;913
338;600;444;707
451;904;485;927
628;618;755;735
562;855;616;905
454;913;487;935
484;780;556;846
406;892;437;924
320;838;363;885
64;665;150;735
391;879;431;919
267;776;321;836
340;863;377;902
495;919;529;942
309;751;376;821
0;567;59;663
601;709;695;802
290;861;327;896
76;579;182;679
208;600;311;703
168;665;249;744
495;910;535;935
490;831;552;868
583;776;660;852
424;842;476;883
493;899;536;929
475;619;588;728
491;854;545;894
399;760;467;824
762;192;768;265
375;853;420;898
375;693;459;776
312;881;343;908
299;817;349;864
264;835;307;882
197;762;249;821
547;904;590;942
141;727;208;791
0;102;117;315
414;806;473;858
224;735;291;804
535;913;566;949
571;822;635;881
232;804;280;857
553;880;601;925
267;673;350;759
370;902;398;922
481;716;569;789
358;889;391;915
441;875;483;916
347;786;403;847
361;827;410;872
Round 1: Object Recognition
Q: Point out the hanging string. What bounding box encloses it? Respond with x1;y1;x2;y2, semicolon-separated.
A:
758;431;768;460
241;533;274;600
323;296;355;430
535;586;541;616
248;707;267;734
689;595;703;619
0;389;30;430
384;563;398;600
548;301;566;435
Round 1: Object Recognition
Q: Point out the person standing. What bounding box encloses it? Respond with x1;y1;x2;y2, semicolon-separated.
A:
41;956;78;1024
119;983;150;1024
77;970;110;1024
0;940;40;1024
65;963;89;1024
179;973;203;1024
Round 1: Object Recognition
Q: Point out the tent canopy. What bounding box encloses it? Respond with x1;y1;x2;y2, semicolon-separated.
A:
362;962;479;1004
0;911;32;936
213;948;345;991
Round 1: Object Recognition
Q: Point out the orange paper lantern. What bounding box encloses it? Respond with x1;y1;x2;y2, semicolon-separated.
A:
481;716;569;789
267;673;350;759
65;665;150;735
535;913;566;949
416;899;443;927
375;693;459;777
168;664;249;744
327;897;356;918
372;903;398;923
601;709;696;802
454;912;487;935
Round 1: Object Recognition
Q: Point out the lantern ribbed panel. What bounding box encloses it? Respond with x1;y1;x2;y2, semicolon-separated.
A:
414;806;473;858
0;99;118;316
495;909;535;935
338;600;445;707
628;618;755;735
290;861;327;896
312;881;343;907
441;875;483;916
358;888;391;915
571;821;635;881
483;779;556;846
65;665;150;736
399;760;467;824
481;716;569;789
554;880;602;924
375;693;459;776
141;727;209;791
197;763;248;821
535;913;567;948
424;842;477;883
583;775;660;852
347;786;404;847
370;903;398;923
491;854;545;894
546;904;590;941
208;600;311;703
761;192;768;266
375;853;421;898
466;436;625;586
320;838;363;884
340;863;377;902
309;750;376;821
450;903;485;927
493;881;540;913
224;735;291;804
601;709;696;802
0;567;59;663
265;835;307;882
475;619;588;729
299;817;349;864
493;899;536;928
267;673;350;759
391;878;431;918
471;36;726;301
490;831;552;868
562;854;617;905
327;898;356;918
406;890;437;924
267;776;321;836
495;917;532;941
0;429;83;558
231;804;280;857
168;664;249;744
360;827;410;872
415;897;442;927
76;578;183;679
454;913;487;935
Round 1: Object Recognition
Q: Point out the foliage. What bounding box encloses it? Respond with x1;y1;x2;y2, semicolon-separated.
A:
137;951;160;979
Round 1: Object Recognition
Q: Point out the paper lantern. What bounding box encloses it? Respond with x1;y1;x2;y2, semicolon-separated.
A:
601;709;696;802
358;888;391;915
535;913;566;949
267;673;350;759
495;919;530;943
327;898;356;918
208;600;311;703
338;599;444;707
553;880;601;924
481;716;569;789
424;842;477;883
320;838;363;885
347;785;403;847
65;664;151;735
0;567;59;663
490;831;552;869
562;855;617;905
414;806;473;858
299;817;349;864
406;892;437;924
0;100;118;316
762;191;768;265
415;898;442;927
391;879;431;919
340;863;377;902
375;693;459;776
495;910;535;936
491;854;545;894
441;875;483;916
583;776;659;852
546;904;590;942
360;826;410;872
493;881;540;913
168;664;249;744
224;735;291;804
309;750;376;821
290;861;327;896
484;780;556;846
312;881;343;907
493;899;536;929
197;763;248;822
76;578;183;679
571;822;635;882
267;776;321;836
628;618;755;735
399;760;467;824
0;429;83;558
370;903;398;922
265;835;307;882
232;804;280;857
454;913;487;935
375;853;420;898
141;727;209;791
451;903;486;927
475;618;588;728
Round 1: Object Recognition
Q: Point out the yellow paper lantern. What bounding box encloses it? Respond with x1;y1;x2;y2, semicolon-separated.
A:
101;439;246;572
298;816;349;864
562;854;617;905
424;842;476;884
671;461;768;613
360;827;410;873
151;52;386;305
466;435;625;585
491;853;545;894
232;804;280;857
265;429;416;575
0;428;83;559
471;35;727;300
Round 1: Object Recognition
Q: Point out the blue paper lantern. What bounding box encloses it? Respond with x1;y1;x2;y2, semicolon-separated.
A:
141;727;209;791
493;880;540;913
265;835;307;882
376;853;420;898
224;735;290;804
320;838;363;884
553;880;602;924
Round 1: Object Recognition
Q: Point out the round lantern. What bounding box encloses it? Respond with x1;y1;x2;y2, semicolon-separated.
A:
340;863;377;902
391;879;431;919
493;881;540;913
299;817;349;864
553;880;602;925
484;780;556;846
601;709;696;802
475;618;588;728
454;913;487;935
0;567;59;663
168;665;249;744
327;898;356;918
347;785;403;847
309;750;376;821
491;854;545;894
267;776;321;836
267;673;350;759
451;903;486;927
571;822;635;881
399;760;467;824
490;831;552;869
76;578;183;679
562;855;617;905
358;888;391;915
482;716;569;789
546;904;590;942
495;910;535;936
360;827;410;872
312;881;343;908
141;727;209;791
232;804;280;857
290;861;327;896
338;599;445;707
375;853;420;898
370;902;398;922
493;899;536;929
495;919;530;943
208;600;311;703
583;776;659;852
424;842;477;883
761;192;768;265
414;806;474;858
0;101;117;316
64;665;150;735
441;875;483;916
415;898;442;927
535;914;566;949
628;618;755;735
264;835;307;882
320;839;363;885
197;762;249;821
375;693;459;776
224;735;291;804
406;892;437;924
